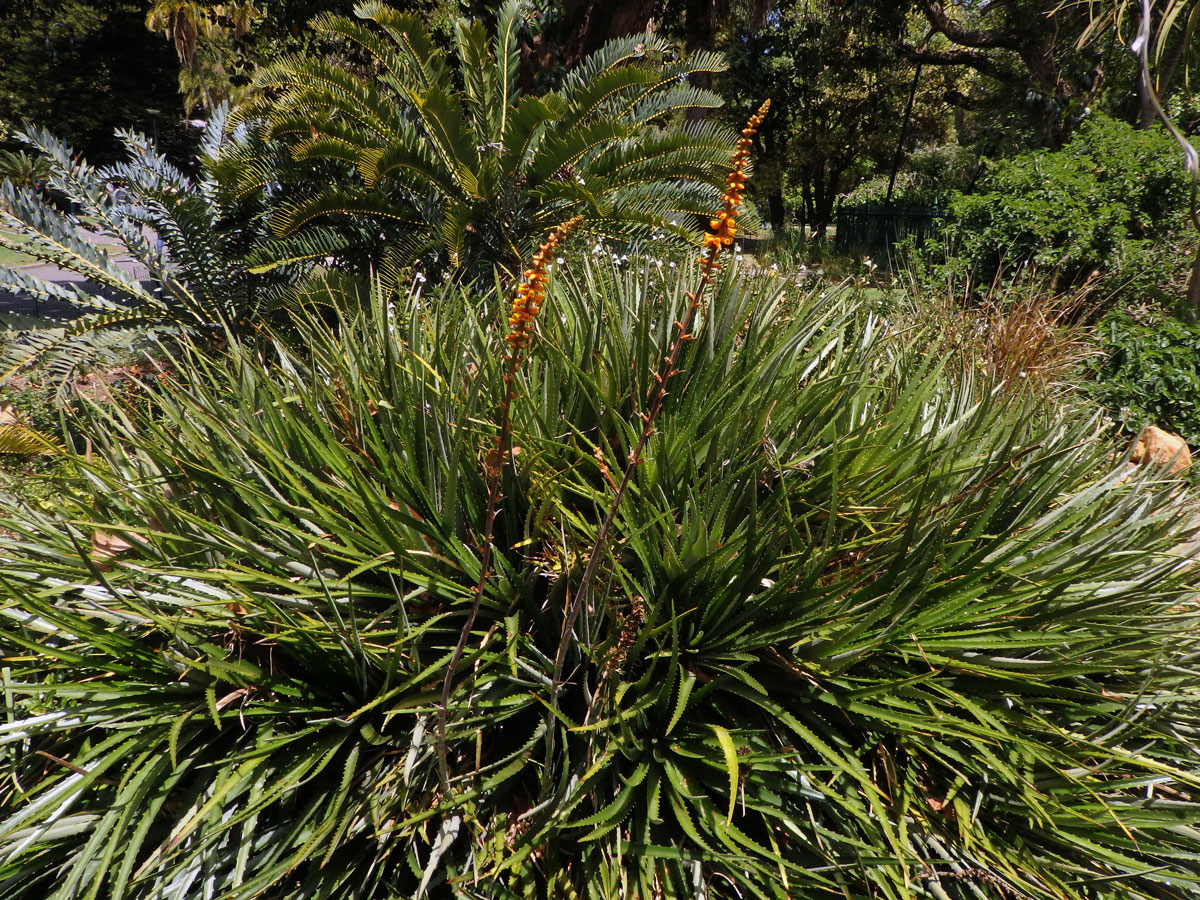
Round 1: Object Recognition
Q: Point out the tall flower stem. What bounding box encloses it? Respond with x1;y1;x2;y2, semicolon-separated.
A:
436;217;582;791
548;101;772;723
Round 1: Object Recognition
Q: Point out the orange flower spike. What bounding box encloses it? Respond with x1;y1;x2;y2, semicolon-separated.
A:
502;215;584;366
700;99;769;268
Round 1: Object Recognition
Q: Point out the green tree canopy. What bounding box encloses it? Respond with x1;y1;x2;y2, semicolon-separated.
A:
724;1;949;233
0;0;187;163
897;0;1129;149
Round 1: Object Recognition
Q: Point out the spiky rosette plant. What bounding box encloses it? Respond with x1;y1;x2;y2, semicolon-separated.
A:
1;110;1200;899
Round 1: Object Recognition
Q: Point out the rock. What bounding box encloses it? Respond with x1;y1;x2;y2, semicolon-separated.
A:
1114;461;1141;485
0;404;22;427
1131;426;1192;474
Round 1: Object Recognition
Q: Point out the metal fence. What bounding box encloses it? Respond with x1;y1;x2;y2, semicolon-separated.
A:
0;290;88;321
835;203;943;256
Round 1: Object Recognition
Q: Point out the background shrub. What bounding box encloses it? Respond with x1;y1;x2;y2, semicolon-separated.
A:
948;114;1189;301
1085;308;1200;445
842;143;979;207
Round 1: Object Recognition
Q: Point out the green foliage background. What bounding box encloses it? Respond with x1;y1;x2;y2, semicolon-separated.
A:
0;0;188;162
1087;310;1200;445
949;114;1189;300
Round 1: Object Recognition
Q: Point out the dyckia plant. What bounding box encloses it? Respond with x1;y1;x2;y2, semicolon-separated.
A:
1;99;1200;900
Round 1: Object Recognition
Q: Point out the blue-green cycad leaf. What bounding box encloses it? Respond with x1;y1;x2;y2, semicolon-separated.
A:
0;119;293;384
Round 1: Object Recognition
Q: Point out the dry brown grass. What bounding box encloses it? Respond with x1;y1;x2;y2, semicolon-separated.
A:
899;273;1102;393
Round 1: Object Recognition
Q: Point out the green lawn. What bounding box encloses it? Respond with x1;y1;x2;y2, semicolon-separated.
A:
1;226;123;267
0;230;34;267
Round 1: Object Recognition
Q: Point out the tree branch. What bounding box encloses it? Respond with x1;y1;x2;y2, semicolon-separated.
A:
942;88;990;110
918;0;1021;50
896;42;1006;78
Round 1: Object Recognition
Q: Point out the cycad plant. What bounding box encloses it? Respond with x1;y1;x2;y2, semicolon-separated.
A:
0;106;302;390
0;150;53;196
239;0;735;278
2;166;1200;899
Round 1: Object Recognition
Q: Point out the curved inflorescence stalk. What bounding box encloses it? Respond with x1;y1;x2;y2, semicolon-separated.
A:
437;216;583;790
550;100;772;729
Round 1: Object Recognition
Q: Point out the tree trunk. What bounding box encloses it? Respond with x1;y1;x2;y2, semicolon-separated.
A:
810;162;845;241
760;128;785;232
1186;242;1200;321
767;191;785;231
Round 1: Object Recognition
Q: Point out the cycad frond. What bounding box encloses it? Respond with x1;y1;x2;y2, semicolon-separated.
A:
362;140;456;194
253;57;409;146
0;187;159;307
352;2;451;90
273;191;423;235
623;82;726;124
0;267;135;314
559;33;675;101
245;2;738;278
0;119;291;382
528;119;634;183
493;0;526;125
0;310;160;394
0;423;64;455
500;95;561;171
244;228;350;274
455;18;500;142
560;63;677;127
411;84;481;196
